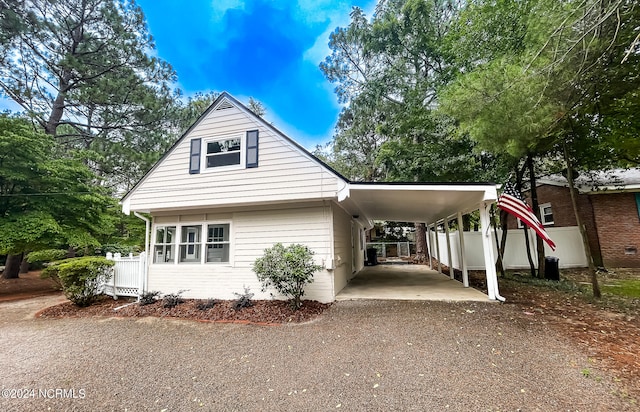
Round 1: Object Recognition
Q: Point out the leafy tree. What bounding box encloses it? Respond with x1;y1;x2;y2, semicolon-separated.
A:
0;114;112;278
321;1;508;261
253;243;322;310
247;97;266;117
0;0;178;189
439;0;639;292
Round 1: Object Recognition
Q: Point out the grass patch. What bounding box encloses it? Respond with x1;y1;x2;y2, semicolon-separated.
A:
501;271;591;295
601;280;640;298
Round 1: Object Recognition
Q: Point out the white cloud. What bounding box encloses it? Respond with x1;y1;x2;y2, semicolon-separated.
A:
209;0;246;21
298;0;377;64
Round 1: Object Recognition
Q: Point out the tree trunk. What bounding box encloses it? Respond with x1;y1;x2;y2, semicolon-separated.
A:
499;209;509;272
463;214;471;231
522;226;536;277
45;72;72;136
414;222;428;264
2;253;23;279
491;205;505;277
563;142;600;298
527;154;545;278
19;255;29;273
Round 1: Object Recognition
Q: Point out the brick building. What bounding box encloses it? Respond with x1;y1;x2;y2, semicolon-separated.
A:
508;169;640;268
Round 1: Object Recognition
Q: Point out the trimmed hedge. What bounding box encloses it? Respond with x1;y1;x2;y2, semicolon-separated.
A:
27;249;68;264
42;256;114;307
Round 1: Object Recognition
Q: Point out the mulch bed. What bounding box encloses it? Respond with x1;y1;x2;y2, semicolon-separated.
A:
36;296;331;325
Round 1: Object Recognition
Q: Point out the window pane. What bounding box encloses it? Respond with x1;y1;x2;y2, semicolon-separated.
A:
181;226;201;243
155;228;165;243
207;138;241;154
207;152;241;167
206;244;229;263
207;141;222;154
208;224;229;242
180;244;201;263
541;206;553;223
154;245;174;263
166;227;176;243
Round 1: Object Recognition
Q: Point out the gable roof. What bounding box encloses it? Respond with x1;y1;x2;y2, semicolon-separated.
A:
537;168;640;193
120;91;498;228
121;91;348;204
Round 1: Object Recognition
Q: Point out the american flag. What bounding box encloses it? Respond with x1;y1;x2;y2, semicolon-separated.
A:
497;182;556;251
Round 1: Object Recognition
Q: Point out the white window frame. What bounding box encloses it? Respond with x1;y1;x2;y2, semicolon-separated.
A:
151;221;233;266
539;203;554;225
201;134;245;172
178;224;202;264
205;222;232;264
153;225;177;264
516;203;554;228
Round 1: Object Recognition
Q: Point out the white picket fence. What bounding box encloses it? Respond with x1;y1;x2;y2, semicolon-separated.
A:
102;252;147;298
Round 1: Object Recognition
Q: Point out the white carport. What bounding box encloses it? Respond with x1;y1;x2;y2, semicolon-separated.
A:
337;182;504;301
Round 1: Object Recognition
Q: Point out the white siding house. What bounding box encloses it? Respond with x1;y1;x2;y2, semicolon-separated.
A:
122;92;502;302
122;93;364;303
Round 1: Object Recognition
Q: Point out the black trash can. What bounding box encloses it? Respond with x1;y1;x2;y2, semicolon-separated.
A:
544;256;560;280
366;248;378;266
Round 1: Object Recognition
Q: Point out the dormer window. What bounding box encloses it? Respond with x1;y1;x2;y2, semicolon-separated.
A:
206;136;242;168
189;130;258;174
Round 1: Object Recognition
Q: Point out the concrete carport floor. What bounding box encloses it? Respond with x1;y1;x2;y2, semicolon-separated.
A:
337;182;505;301
335;264;490;301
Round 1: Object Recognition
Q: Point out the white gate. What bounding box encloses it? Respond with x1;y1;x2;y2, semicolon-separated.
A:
103;252;146;298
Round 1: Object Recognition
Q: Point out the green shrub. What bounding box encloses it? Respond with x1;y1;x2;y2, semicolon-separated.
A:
27;249;68;264
253;243;322;310
99;244;139;256
42;257;114;307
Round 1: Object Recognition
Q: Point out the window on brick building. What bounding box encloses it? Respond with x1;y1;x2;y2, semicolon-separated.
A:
539;203;554;225
517;203;554;228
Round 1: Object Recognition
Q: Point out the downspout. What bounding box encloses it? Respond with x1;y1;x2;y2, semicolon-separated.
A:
133;212;150;299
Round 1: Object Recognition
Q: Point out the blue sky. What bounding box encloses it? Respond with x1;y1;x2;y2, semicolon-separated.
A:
137;0;376;148
0;0;375;149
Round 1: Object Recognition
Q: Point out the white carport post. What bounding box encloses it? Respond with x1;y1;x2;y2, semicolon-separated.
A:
434;223;442;274
425;224;433;269
457;211;469;287
479;201;504;301
444;217;453;279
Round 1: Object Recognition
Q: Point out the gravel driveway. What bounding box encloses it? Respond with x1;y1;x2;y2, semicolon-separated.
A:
0;295;634;411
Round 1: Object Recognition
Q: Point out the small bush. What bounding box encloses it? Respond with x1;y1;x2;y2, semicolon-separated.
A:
196;298;217;310
99;244;138;256
253;243;322;310
233;286;254;311
162;290;187;308
27;249;68;264
139;291;160;306
42;257;114;307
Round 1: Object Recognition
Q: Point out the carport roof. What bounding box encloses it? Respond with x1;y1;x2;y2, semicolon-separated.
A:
338;182;498;225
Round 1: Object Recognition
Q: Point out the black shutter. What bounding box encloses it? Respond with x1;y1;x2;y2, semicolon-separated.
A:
189;138;201;174
246;130;259;168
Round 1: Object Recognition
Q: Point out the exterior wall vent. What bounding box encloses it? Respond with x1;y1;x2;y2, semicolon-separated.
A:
216;99;234;110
